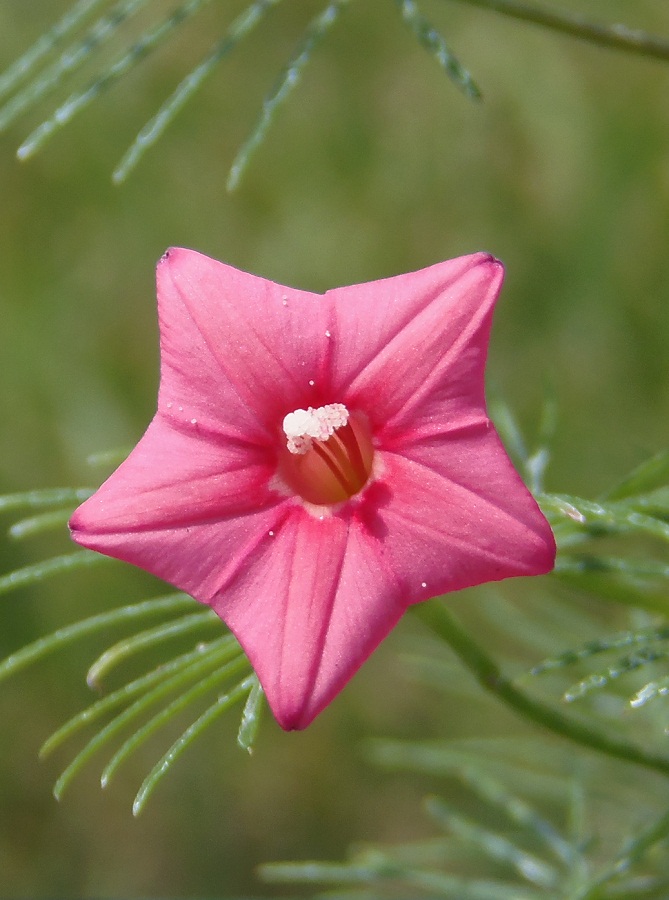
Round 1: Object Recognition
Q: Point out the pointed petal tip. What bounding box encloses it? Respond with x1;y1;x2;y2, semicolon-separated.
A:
473;250;501;264
157;245;192;276
459;250;504;274
273;710;308;732
68;499;108;554
520;515;557;578
477;252;505;286
158;246;176;268
158;246;215;282
420;250;505;287
470;253;505;299
270;693;323;732
537;528;558;576
68;502;90;542
245;653;331;732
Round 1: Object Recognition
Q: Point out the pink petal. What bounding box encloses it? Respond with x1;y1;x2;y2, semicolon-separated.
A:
214;506;406;729
375;428;556;595
327;254;502;440
70;249;555;731
70;415;286;597
156;248;332;441
70;424;407;731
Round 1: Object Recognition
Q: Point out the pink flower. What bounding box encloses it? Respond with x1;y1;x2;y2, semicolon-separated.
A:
70;249;555;730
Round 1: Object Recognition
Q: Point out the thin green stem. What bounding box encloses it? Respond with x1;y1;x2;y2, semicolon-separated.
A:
447;0;669;63
603;450;669;502
0;0;106;101
580;805;669;899
425;796;558;888
531;624;669;675
40;635;238;757
0;550;109;597
0;593;195;684
113;0;284;183
17;0;213;159
260;857;538;897
226;0;348;191
456;766;575;867
52;640;240;799
86;608;219;688
0;487;92;514
2;0;151;135
396;0;481;99
413;600;669;779
237;676;263;753
540;492;669;544
132;675;255;815
9;508;77;540
101;653;250;787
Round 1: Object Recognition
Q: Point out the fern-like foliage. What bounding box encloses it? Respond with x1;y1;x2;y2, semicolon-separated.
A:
0;484;263;815
482;400;669;729
259;459;669;900
2;406;669;816
526;445;669;718
2;1;669;186
493;398;669;610
530;617;669;725
261;740;669;898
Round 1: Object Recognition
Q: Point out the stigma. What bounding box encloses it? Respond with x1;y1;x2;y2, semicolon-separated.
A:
279;403;374;506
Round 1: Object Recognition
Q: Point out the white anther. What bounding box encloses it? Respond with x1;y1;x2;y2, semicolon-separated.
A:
283;403;349;455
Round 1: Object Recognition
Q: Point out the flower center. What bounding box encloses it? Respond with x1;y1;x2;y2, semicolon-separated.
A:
279;403;374;505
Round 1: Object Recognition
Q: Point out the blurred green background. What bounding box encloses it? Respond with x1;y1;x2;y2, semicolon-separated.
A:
1;1;669;896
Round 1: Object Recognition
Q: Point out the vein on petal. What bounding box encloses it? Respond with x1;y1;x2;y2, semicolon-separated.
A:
382;448;544;536
340;256;494;401
383;499;529;573
207;504;295;603
102;489;285;535
167;255;327;431
167;276;274;437
158;409;272;450
380;288;493;433
381;413;491;451
278;514;349;726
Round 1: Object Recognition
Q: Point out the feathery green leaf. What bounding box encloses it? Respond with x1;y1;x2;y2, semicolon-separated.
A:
0;592;195;684
16;0;213;159
227;0;348;191
85;608;220;689
113;0;284;182
132;674;256;815
396;0;481;100
0;0;106;101
0;550;110;597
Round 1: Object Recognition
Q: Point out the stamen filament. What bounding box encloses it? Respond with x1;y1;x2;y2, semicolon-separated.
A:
336;422;368;487
311;440;358;496
279;403;374;506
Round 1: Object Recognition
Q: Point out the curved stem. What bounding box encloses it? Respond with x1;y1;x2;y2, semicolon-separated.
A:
579;805;669;898
449;0;669;64
413;600;669;778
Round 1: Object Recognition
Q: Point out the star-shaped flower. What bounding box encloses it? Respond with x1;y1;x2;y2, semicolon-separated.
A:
70;249;555;729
